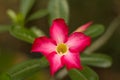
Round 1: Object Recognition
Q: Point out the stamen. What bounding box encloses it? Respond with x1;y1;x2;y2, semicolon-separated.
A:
56;43;67;55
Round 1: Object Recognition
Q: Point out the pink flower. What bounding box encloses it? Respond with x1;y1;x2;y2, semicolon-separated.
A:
31;18;91;76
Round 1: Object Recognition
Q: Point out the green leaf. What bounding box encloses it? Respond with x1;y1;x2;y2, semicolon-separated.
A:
81;53;112;68
10;26;37;43
7;57;48;80
48;0;69;24
7;9;17;23
30;27;45;37
7;9;24;26
85;24;105;38
20;0;35;18
69;66;99;80
28;9;48;21
16;13;25;26
0;73;11;80
0;25;11;33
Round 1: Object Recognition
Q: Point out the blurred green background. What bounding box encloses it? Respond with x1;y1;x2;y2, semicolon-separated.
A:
0;0;120;80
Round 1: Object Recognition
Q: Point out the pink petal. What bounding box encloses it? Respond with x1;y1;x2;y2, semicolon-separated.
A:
61;51;83;70
46;52;63;76
66;32;91;53
31;36;56;56
74;21;93;32
50;18;68;44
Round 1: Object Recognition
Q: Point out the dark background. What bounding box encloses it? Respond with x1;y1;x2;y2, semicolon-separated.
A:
0;0;120;80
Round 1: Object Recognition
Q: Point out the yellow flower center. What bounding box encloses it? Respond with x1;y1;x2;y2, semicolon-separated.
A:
56;43;67;55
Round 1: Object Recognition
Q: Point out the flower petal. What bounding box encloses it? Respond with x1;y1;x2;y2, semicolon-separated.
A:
66;32;91;53
31;36;56;56
61;51;82;70
47;52;63;76
50;18;68;44
74;21;93;32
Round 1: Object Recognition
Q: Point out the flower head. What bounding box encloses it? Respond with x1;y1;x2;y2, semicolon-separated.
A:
31;18;91;76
